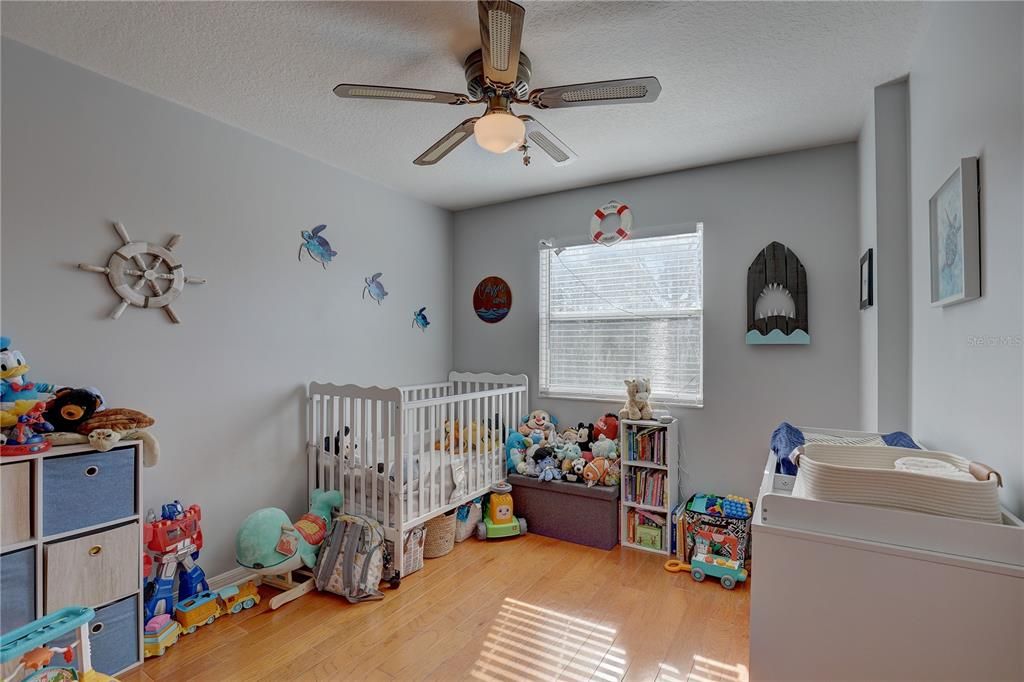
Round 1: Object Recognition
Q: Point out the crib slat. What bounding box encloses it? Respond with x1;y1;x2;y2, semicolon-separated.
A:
371;399;379;522
419;405;426;518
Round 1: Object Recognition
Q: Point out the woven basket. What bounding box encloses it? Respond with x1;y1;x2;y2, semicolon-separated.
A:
403;526;425;575
423;510;457;558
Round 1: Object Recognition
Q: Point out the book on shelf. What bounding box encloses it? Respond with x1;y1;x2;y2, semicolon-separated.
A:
626;424;668;465
625;468;667;508
626;507;666;550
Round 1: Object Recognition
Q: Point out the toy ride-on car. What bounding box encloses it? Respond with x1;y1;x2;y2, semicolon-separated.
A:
476;481;527;540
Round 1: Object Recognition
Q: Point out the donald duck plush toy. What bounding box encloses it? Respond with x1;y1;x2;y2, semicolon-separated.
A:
1;336;56;427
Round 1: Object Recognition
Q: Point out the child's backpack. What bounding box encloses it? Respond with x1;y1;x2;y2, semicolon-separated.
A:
314;514;388;603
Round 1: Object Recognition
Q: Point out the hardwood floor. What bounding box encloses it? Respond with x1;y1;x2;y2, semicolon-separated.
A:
123;535;750;681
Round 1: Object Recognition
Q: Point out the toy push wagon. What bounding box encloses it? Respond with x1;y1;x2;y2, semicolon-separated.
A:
476;482;527;540
690;529;748;589
0;606;118;682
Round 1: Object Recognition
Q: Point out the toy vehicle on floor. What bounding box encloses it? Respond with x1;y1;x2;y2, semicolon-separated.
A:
689;529;748;589
476;481;527;540
174;582;261;634
0;606;117;682
143;615;182;658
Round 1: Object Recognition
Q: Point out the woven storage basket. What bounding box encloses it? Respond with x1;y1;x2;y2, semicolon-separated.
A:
403;525;425;575
793;443;1003;524
423;510;457;558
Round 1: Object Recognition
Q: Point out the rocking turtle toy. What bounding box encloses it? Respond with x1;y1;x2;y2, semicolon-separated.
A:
299;225;337;269
362;273;388;304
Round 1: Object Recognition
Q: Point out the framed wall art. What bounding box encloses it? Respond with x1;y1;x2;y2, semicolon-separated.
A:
929;156;980;307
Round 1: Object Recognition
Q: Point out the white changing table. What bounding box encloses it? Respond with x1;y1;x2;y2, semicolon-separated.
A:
750;451;1024;681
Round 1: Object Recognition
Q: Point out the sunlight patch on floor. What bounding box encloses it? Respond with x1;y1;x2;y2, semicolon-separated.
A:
470;597;624;681
684;654;749;682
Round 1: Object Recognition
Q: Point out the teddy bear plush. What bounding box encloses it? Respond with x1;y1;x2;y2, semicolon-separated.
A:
620;378;654;421
44;387;104;433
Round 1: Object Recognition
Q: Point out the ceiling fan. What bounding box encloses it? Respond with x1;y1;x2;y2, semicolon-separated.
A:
333;0;662;167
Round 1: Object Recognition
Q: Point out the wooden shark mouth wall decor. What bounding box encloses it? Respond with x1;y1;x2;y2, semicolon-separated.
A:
746;241;809;345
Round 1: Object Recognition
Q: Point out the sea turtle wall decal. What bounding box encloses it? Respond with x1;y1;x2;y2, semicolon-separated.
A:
78;222;207;324
299;224;337;269
746;241;809;345
363;273;388;304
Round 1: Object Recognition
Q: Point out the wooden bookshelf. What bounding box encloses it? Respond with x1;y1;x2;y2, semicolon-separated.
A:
619;418;680;555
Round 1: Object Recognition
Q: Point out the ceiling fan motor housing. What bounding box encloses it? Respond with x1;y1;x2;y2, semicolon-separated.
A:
464;49;531;100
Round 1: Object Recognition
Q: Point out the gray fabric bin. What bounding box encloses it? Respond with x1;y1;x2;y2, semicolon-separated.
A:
508;474;620;550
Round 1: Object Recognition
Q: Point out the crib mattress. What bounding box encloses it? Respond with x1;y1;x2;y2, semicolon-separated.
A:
792;443;1003;524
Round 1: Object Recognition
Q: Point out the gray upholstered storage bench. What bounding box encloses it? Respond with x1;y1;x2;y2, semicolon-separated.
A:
508;474;620;550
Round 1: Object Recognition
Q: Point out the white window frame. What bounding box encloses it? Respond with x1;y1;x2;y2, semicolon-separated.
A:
538;227;704;408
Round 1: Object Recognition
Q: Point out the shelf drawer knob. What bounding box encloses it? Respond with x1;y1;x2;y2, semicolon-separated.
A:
88;545;103;557
85;465;100;477
91;622;104;635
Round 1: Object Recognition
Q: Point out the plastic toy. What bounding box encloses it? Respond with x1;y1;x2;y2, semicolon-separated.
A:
1;401;53;456
0;606;117;682
663;559;691;573
143;501;208;622
143;614;182;658
722;495;753;519
689;530;748;589
476;481;527;540
174;590;221;634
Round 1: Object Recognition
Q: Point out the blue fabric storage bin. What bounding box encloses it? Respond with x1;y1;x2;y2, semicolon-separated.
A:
0;548;36;632
52;595;139;675
90;595;139;674
42;447;136;536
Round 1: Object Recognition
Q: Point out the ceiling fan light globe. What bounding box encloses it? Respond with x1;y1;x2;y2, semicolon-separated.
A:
473;112;525;154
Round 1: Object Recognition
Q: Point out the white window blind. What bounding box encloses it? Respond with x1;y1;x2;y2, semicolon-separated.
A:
539;230;703;406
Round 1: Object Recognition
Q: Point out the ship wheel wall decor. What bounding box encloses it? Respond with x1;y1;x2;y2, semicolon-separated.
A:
79;222;207;324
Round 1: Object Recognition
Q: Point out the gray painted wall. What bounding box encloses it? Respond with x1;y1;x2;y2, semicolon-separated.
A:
858;80;910;433
907;3;1023;515
1;40;454;575
859;103;879;430
453;145;862;501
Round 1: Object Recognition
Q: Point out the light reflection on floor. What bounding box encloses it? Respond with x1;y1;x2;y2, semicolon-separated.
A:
469;598;748;682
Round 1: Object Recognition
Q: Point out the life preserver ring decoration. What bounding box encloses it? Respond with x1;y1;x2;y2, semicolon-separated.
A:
590;201;632;246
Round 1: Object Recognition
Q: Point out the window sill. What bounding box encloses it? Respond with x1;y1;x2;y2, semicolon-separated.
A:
538;390;704;410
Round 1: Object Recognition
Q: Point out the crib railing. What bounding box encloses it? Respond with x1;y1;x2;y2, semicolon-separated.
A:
400;383;526;527
308;374;528;531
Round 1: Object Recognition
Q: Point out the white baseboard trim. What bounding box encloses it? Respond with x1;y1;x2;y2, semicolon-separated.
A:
207;566;259;591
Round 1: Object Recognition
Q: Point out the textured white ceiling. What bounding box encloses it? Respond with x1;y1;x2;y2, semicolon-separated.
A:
2;1;923;210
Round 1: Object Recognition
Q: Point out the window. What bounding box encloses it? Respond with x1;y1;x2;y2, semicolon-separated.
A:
539;229;703;406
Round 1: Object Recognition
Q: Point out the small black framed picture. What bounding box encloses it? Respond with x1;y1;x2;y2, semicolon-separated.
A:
860;248;874;310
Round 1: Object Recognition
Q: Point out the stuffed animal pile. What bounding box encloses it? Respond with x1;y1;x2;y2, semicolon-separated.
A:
0;335;160;465
508;409;621;487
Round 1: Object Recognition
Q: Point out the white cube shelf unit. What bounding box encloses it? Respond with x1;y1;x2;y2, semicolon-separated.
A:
619;418;680;555
0;441;144;677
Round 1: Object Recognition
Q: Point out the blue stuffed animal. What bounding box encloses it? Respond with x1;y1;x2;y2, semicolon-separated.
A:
536;455;563;482
235;488;343;575
505;432;530;474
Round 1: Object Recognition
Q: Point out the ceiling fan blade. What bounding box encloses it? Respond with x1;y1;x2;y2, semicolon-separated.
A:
478;1;525;89
413;118;479;166
333;83;469;105
519;116;577;166
527;77;662;109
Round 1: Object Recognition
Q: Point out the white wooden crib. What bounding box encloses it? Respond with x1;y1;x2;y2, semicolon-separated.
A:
306;371;528;582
